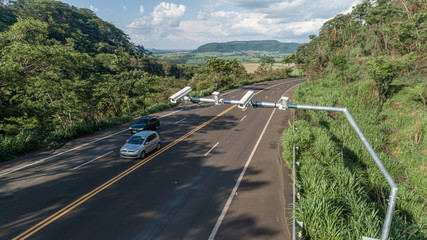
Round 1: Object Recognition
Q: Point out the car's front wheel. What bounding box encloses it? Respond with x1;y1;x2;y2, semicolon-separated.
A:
140;151;146;159
156;142;161;150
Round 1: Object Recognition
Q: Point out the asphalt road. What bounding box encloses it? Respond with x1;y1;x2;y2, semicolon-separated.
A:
0;77;306;240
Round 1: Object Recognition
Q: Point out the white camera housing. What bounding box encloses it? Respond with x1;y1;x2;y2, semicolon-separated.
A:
212;91;223;105
169;86;192;103
238;90;254;109
279;96;289;110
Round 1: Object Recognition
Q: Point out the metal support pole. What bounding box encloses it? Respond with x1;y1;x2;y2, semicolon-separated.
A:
288;104;398;240
292;109;296;240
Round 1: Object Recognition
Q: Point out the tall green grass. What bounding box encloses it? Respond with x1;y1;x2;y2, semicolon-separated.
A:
281;74;426;239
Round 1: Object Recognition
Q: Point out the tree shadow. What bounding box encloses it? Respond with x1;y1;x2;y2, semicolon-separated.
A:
387;84;405;98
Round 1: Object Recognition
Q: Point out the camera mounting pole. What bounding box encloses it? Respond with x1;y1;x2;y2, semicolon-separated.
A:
169;87;398;240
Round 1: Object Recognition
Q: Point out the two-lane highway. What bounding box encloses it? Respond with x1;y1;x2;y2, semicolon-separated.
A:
0;77;305;240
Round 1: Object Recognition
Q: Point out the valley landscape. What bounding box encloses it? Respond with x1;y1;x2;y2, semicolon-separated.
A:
0;0;425;239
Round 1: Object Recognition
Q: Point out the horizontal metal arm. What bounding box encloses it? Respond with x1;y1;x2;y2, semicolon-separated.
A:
189;97;216;103
251;101;280;108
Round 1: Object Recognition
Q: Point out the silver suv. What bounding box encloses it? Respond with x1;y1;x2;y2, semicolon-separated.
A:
120;131;160;159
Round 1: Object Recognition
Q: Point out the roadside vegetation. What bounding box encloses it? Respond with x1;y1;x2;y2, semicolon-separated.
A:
281;0;426;239
0;0;298;161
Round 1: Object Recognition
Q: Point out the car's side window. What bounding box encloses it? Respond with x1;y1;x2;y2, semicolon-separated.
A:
150;134;156;141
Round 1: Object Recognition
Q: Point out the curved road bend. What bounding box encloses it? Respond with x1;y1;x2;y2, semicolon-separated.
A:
0;77;306;240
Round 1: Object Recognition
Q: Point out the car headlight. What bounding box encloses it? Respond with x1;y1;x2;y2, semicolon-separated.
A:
137;128;144;131
128;149;141;153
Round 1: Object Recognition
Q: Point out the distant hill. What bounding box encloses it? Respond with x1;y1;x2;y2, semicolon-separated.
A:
150;49;193;54
193;40;301;53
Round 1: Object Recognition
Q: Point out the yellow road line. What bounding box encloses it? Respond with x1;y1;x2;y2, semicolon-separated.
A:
13;78;304;240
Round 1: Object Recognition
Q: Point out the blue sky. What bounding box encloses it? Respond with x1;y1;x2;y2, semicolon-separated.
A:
60;0;362;49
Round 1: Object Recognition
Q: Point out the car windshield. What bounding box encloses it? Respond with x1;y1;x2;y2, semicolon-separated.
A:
135;118;149;124
127;136;145;144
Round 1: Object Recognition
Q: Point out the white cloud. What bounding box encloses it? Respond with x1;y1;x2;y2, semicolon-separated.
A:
123;5;127;11
127;2;186;29
216;0;361;21
230;12;271;35
126;0;362;49
140;5;144;14
126;2;188;47
186;10;327;40
127;17;149;29
151;2;186;27
283;18;328;35
217;0;283;9
89;5;98;13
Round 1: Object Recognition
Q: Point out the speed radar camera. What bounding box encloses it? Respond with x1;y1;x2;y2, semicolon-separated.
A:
169;86;192;103
238;90;254;109
279;96;289;110
212;91;223;105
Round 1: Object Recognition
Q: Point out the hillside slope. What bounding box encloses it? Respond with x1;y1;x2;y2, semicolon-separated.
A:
0;0;132;54
282;0;426;239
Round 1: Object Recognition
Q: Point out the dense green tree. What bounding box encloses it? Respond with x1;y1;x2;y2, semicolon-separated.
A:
205;57;247;89
331;52;348;84
0;1;17;31
0;17;94;131
134;44;153;58
366;54;411;110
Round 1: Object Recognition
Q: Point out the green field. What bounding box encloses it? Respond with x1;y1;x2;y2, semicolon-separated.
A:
153;51;291;65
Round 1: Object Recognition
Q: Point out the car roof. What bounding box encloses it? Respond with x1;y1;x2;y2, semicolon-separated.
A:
138;116;158;119
133;131;157;137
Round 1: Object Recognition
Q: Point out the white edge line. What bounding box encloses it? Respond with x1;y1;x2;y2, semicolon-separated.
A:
0;129;128;178
208;108;277;240
0;160;42;177
173;118;187;125
204;142;219;156
221;89;239;96
159;110;181;118
73;151;113;170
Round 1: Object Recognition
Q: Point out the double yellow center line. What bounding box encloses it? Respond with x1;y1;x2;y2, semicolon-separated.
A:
13;78;304;239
